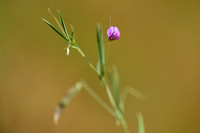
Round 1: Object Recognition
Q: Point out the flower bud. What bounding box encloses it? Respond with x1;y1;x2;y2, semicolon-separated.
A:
107;26;120;40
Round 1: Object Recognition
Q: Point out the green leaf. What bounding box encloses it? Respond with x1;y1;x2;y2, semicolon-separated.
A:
53;82;82;125
96;59;101;76
42;18;68;42
108;67;122;111
70;24;74;40
57;10;70;42
137;112;145;133
96;24;105;78
69;24;78;47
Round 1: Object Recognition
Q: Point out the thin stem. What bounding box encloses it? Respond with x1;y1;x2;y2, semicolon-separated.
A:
82;81;115;116
76;46;130;133
102;77;130;133
121;117;130;133
76;46;116;110
102;77;117;110
105;42;111;66
76;47;99;76
109;16;112;27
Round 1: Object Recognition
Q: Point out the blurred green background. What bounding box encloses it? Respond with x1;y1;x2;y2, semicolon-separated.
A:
0;0;200;133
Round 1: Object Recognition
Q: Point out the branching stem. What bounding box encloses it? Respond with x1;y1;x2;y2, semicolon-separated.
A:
82;81;115;116
76;46;130;133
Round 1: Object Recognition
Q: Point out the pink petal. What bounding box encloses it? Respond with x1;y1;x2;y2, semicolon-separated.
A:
107;26;113;38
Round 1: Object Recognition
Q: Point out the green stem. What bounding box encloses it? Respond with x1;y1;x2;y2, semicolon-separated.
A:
105;41;111;66
82;81;115;116
76;46;130;133
101;78;117;109
121;117;130;133
102;77;130;133
76;47;99;75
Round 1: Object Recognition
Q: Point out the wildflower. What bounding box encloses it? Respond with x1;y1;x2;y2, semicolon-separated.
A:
107;26;120;40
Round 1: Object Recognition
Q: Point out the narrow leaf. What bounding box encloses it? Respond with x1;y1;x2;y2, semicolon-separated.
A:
53;82;82;125
69;24;78;47
96;24;105;77
42;18;68;41
47;8;68;40
70;24;74;40
96;59;101;76
108;67;122;111
57;10;70;41
113;67;120;107
137;112;145;133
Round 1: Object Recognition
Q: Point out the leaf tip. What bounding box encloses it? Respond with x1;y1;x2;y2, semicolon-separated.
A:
136;112;145;133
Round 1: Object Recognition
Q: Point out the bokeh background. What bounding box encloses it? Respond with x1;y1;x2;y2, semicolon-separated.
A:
0;0;200;133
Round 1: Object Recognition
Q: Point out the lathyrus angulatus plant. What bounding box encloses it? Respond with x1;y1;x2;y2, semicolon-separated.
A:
42;9;145;133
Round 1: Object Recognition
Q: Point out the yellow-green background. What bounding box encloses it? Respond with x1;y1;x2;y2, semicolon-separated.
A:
0;0;200;133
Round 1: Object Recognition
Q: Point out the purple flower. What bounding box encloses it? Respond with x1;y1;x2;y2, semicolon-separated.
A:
107;26;120;40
